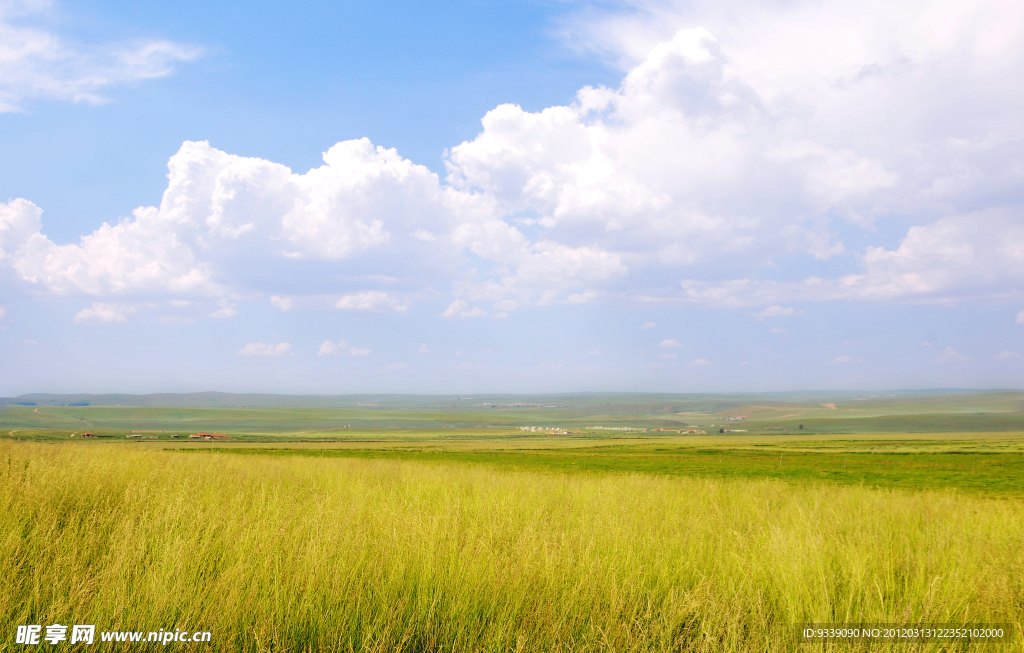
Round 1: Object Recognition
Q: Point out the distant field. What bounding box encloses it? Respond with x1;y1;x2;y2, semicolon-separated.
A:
2;390;1023;436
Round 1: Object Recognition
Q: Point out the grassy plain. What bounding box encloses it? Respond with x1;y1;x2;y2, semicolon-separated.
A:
2;393;1024;651
3;441;1024;652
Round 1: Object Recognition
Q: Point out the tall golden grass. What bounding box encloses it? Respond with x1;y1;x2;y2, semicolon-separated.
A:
2;442;1022;651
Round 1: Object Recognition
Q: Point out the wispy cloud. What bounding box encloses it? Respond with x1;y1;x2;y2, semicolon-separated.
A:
937;346;970;362
0;4;202;112
752;306;802;320
238;342;292;357
833;355;864;364
336;291;408;312
270;295;292;311
441;299;487;318
318;340;371;356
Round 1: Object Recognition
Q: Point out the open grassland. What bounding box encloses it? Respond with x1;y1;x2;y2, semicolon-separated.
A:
2;441;1024;652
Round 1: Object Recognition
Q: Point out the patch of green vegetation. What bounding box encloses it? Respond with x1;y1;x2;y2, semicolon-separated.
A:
192;439;1024;496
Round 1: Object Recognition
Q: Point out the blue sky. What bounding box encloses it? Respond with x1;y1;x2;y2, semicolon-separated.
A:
1;0;1022;395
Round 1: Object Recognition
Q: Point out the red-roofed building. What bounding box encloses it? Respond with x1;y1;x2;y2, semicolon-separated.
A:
189;432;229;440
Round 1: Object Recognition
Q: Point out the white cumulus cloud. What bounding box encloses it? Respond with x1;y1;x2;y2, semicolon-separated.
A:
208;299;237;319
270;295;292;311
238;342;292;357
1;197;214;296
3;0;1024;312
441;299;487;318
318;340;371;356
753;306;802;320
335;291;408;312
73;302;134;323
566;290;598;304
446;1;1024;304
678;210;1024;306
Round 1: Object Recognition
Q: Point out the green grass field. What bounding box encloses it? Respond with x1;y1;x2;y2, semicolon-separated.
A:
197;434;1024;497
2;395;1024;651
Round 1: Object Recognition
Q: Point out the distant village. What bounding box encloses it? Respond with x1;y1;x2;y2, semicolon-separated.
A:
65;422;723;441
479;403;564;408
73;431;229;440
517;426;708;435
